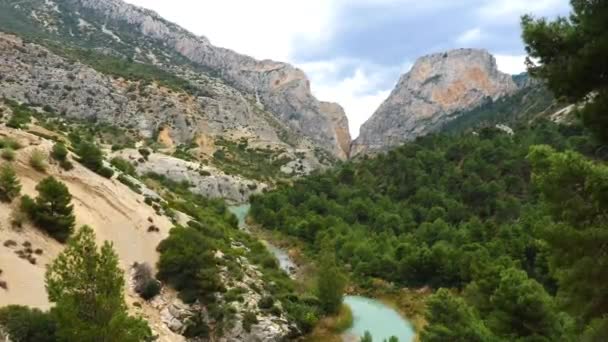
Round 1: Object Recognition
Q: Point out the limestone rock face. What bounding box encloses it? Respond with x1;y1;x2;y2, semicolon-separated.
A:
352;49;518;155
112;149;266;203
320;102;352;159
13;0;350;159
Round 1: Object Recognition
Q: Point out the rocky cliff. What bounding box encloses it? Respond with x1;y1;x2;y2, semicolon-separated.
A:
320;102;352;159
351;49;518;155
0;0;350;160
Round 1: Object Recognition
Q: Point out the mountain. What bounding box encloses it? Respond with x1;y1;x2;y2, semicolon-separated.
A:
0;0;350;167
351;49;520;156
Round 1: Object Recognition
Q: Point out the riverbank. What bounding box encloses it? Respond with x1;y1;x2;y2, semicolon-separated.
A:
234;205;428;341
349;279;429;335
304;304;354;342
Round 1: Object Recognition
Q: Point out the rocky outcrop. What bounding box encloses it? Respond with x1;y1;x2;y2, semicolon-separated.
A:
112;149;266;203
352;49;518;155
4;0;350;159
320;102;352;159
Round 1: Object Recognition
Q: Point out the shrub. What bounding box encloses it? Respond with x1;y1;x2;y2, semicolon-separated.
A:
29;149;47;172
258;296;275;310
1;148;15;161
74;141;103;171
0;138;22;150
21;177;75;242
242;311;258;333
0;164;21;203
10;206;27;229
6;109;32;129
140;280;162;300
156;227;223;304
117;174;142;194
51;142;68;161
97;166;114;179
133;262;162;300
111;157;136;176
59;160;74;171
0;305;57;342
138;148;151;160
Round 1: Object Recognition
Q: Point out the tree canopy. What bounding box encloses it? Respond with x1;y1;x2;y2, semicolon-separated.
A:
522;0;608;142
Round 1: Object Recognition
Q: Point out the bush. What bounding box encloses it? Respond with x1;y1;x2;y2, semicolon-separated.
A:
111;157;136;176
156;227;223;304
0;138;22;150
0;164;21;203
242;311;258;333
138;148;151;160
59;160;74;171
97;166;114;179
74;142;103;171
258;296;275;310
0;305;57;342
29;149;47;172
6;108;32;129
51;142;68;161
10;206;27;229
1;148;15;161
21;177;75;242
117;174;142;194
140;280;162;300
133;262;161;300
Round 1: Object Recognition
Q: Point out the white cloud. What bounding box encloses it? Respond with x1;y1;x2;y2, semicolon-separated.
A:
297;58;405;138
478;0;569;24
124;0;335;61
456;27;483;44
494;54;527;75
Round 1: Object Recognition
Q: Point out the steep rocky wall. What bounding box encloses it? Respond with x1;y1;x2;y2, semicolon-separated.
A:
18;0;351;159
352;49;518;156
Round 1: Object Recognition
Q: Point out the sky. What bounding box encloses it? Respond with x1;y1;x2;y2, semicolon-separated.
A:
124;0;570;138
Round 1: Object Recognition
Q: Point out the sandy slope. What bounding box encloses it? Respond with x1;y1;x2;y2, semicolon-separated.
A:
0;127;183;341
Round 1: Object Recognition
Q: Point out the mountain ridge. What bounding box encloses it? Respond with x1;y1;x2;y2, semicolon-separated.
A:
351;49;521;156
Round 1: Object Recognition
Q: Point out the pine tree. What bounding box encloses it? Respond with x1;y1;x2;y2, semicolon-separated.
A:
522;0;608;142
421;289;494;342
316;247;347;315
529;146;608;338
46;226;152;341
0;164;21;203
21;176;75;242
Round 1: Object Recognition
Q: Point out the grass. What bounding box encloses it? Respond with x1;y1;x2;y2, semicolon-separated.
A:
304;304;353;342
29;149;47;172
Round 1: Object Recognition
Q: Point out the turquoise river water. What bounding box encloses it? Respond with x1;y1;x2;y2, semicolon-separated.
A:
227;205;415;342
343;296;415;342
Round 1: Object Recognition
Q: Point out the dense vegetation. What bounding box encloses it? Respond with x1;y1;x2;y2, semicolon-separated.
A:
251;121;603;340
143;173;325;337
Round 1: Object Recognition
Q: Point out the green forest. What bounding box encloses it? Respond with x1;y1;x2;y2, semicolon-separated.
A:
250;1;608;339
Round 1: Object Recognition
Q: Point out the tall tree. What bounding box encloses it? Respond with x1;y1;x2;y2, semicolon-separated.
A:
522;0;608;142
46;226;151;342
529;146;608;338
487;268;567;341
316;247;347;315
21;177;75;242
0;164;21;202
421;289;494;342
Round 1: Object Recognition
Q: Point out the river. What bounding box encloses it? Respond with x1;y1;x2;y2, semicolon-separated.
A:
227;204;415;342
227;204;296;275
343;296;415;342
